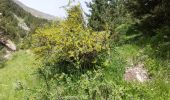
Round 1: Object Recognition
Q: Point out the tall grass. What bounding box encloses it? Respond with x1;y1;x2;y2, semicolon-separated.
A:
0;50;40;99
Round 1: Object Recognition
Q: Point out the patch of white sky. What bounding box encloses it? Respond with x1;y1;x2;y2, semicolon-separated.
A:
18;0;92;18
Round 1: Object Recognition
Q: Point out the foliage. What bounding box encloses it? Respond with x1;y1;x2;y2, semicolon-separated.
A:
88;0;130;33
0;50;40;99
1;1;170;100
27;43;170;99
125;0;170;36
32;5;110;74
29;70;127;100
0;0;47;42
1;40;169;100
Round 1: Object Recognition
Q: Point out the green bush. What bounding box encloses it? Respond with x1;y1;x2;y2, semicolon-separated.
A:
32;6;110;74
27;69;128;100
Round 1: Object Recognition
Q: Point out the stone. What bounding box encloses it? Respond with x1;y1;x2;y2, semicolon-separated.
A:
13;14;30;31
124;63;149;83
0;37;16;51
18;22;30;31
5;40;17;51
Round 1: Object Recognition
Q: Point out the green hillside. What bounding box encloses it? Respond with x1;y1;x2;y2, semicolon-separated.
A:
0;0;48;41
0;0;169;99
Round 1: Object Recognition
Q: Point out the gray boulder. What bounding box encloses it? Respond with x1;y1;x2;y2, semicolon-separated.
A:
124;63;149;83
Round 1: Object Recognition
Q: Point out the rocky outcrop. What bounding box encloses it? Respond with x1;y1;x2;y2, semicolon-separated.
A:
18;22;30;31
13;14;30;31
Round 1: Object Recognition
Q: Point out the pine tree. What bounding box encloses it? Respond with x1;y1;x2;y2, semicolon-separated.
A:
88;0;110;31
125;0;170;35
88;0;128;33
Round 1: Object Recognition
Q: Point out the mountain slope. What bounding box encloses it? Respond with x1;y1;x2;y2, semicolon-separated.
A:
0;0;48;40
12;0;56;20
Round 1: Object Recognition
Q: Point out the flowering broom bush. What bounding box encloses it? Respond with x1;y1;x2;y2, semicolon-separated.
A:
32;5;110;72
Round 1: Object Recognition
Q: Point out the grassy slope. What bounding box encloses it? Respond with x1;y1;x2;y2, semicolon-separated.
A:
0;51;39;99
115;44;170;99
0;34;169;99
109;33;170;99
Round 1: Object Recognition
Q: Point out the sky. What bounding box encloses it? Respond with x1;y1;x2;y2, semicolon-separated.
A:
18;0;91;18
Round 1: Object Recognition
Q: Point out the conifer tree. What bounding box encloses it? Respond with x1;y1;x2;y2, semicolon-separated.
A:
88;0;128;33
125;0;170;36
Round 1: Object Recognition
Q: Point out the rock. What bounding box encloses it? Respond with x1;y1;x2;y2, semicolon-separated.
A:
18;22;30;31
124;63;149;83
0;37;17;51
13;14;30;31
5;40;17;51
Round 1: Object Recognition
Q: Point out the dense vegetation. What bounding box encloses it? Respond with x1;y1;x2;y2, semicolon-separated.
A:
0;0;47;41
0;0;48;67
0;0;169;99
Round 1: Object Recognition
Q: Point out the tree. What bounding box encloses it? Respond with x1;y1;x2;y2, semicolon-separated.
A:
88;0;128;33
0;0;48;42
125;0;170;58
88;0;109;31
66;5;85;30
125;0;170;36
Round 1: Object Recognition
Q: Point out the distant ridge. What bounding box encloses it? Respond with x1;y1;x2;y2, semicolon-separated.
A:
12;0;56;20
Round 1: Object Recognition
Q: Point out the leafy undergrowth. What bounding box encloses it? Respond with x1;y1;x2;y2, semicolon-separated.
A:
0;35;169;100
28;41;169;99
0;43;169;99
0;50;40;99
113;43;170;99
